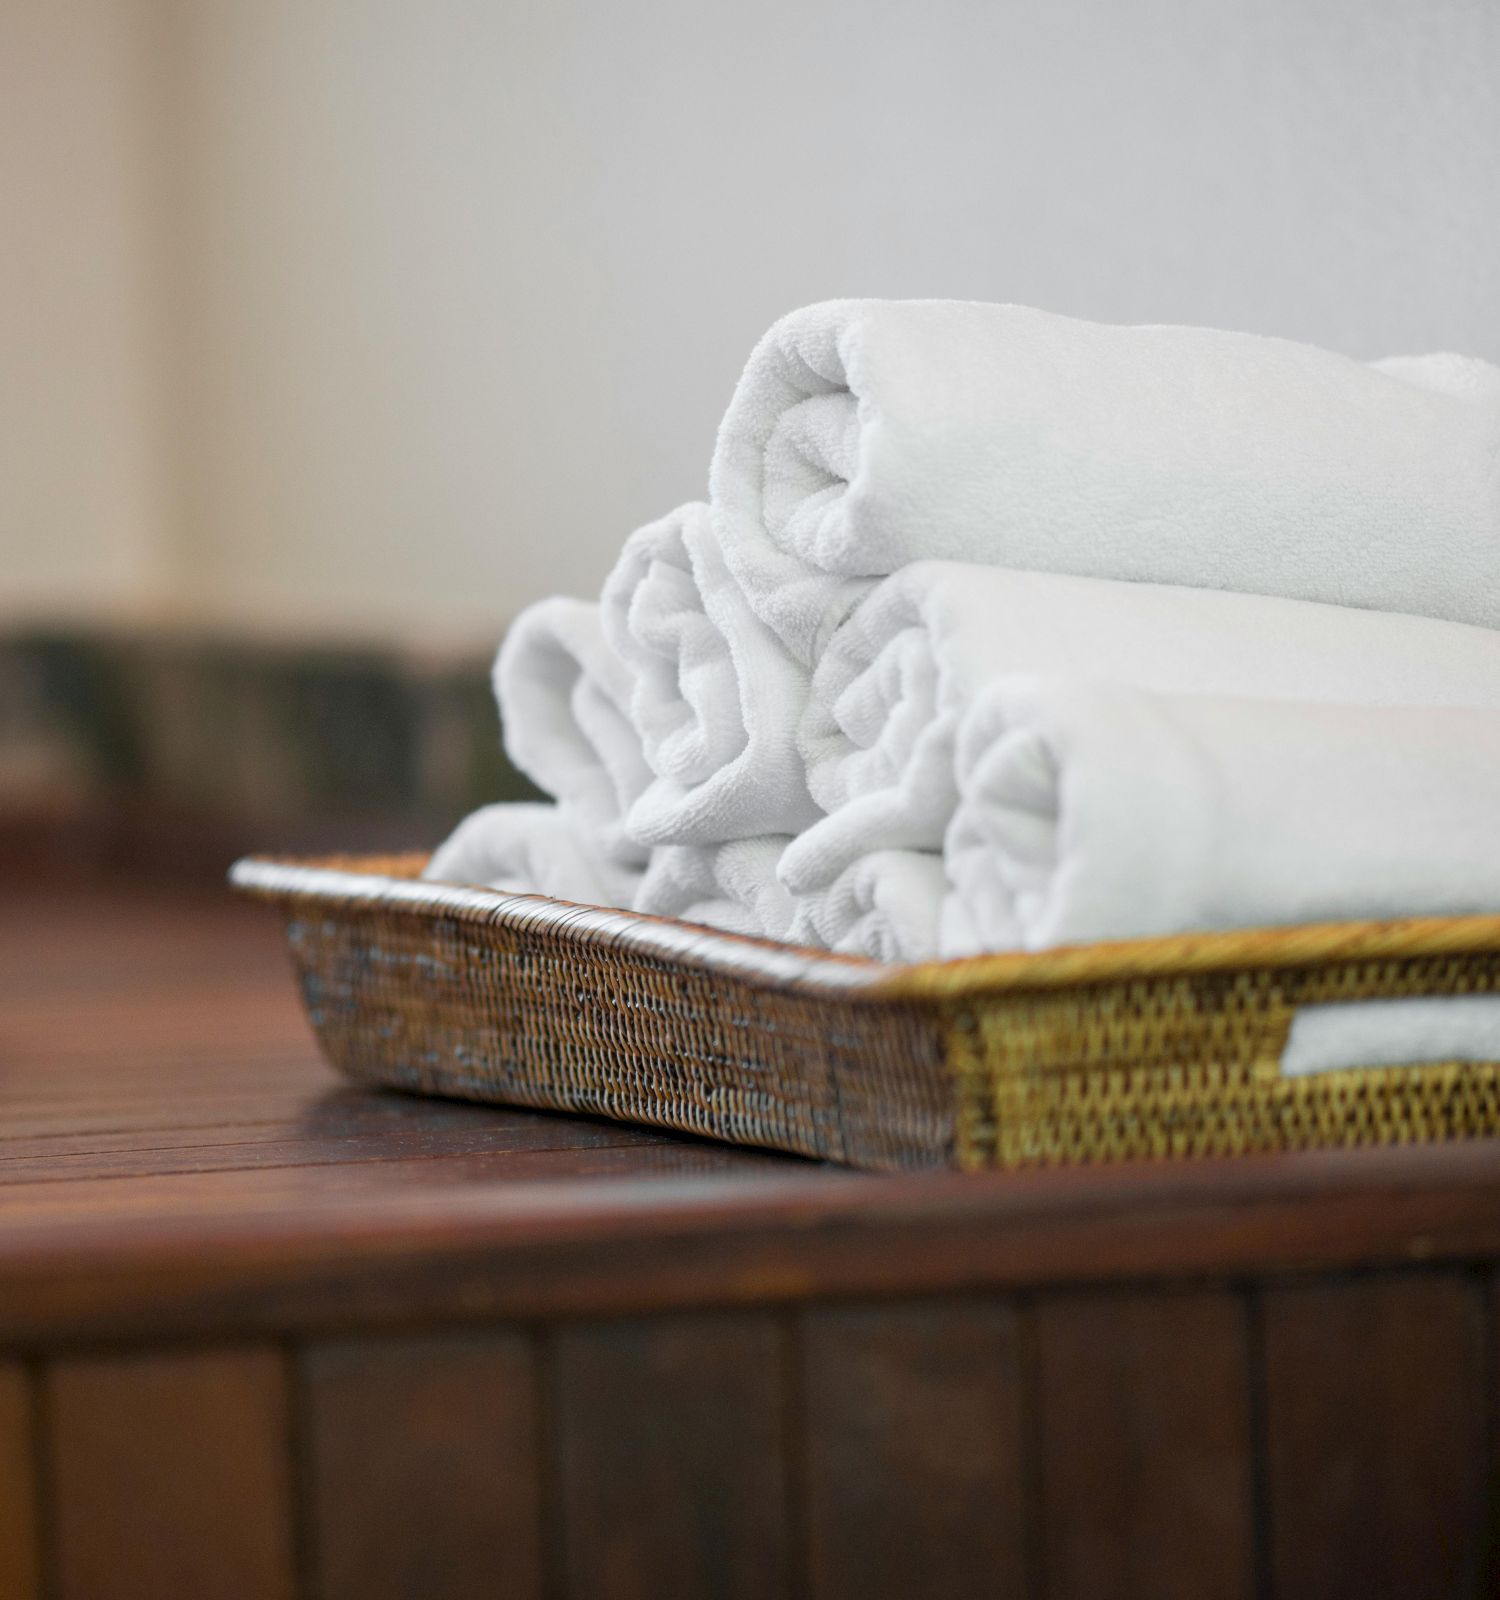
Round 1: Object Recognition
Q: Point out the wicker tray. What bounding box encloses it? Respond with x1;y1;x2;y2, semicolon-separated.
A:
230;853;1500;1172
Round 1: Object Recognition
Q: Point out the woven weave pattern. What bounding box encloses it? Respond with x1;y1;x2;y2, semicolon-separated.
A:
288;897;953;1170
236;856;1500;1172
949;955;1500;1168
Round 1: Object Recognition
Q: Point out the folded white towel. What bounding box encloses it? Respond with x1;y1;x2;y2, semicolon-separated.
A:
600;503;818;844
422;802;643;908
943;681;1500;955
1281;995;1500;1078
494;597;651;866
784;562;1500;910
787;849;947;963
633;835;796;939
710;299;1500;661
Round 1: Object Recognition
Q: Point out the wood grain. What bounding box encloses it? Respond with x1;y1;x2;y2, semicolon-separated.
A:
1261;1271;1490;1600
46;1346;296;1600
554;1314;791;1599
1034;1289;1256;1600
0;1119;677;1185
12;1142;1500;1346
303;1331;543;1600
801;1300;1027;1599
0;1093;666;1169
0;1364;38;1600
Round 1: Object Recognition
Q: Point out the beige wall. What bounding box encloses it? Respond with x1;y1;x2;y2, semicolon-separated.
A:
4;0;1499;640
0;0;169;620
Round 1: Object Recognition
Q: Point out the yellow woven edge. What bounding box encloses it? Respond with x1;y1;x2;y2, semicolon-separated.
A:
946;964;1500;1170
891;915;1500;999
230;852;1500;1002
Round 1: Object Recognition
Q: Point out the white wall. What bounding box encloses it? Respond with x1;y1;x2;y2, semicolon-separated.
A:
5;0;1499;639
0;0;169;620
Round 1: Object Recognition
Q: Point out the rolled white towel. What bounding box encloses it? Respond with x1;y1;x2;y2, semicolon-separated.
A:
943;680;1500;955
494;597;651;866
633;835;796;939
422;802;643;908
783;562;1500;909
710;299;1500;661
1371;351;1500;403
787;850;947;963
600;503;819;844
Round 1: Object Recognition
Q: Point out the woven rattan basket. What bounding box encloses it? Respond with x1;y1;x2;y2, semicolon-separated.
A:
231;853;1500;1172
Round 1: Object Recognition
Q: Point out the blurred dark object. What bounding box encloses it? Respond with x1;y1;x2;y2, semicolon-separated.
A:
0;625;537;886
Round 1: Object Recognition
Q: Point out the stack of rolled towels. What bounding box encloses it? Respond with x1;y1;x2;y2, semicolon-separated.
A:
427;298;1500;967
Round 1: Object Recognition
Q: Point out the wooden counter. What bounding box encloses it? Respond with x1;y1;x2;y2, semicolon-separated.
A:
2;883;1497;1598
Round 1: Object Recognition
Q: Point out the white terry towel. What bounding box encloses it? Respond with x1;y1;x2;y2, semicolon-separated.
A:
633;836;796;939
422;802;643;908
709;299;1500;662
494;597;651;866
787;849;947;963
943;680;1500;956
600;503;819;844
783;562;1500;909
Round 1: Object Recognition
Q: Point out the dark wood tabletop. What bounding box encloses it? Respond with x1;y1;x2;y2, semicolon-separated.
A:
4;881;1498;1599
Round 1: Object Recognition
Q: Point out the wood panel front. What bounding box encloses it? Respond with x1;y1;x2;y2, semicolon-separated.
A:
302;1331;544;1600
0;1364;38;1600
1261;1271;1490;1600
801;1300;1028;1599
1034;1288;1256;1600
553;1314;791;1600
45;1346;296;1600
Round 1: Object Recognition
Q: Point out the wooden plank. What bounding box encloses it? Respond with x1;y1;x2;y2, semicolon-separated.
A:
0;1055;321;1101
801;1301;1027;1599
0;884;294;977
0;1140;785;1228
1034;1289;1254;1600
1261;1271;1489;1600
0;1091;360;1143
2;988;317;1060
0;1119;671;1184
0;1364;39;1600
554;1313;790;1598
303;1331;543;1600
46;1346;296;1600
10;1140;1500;1347
0;1087;670;1145
0;1093;661;1161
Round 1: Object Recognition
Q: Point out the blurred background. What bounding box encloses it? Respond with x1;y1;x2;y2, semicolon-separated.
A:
4;0;1497;883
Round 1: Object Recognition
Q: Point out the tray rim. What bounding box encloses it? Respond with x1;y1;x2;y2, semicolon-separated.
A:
230;853;1500;1003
